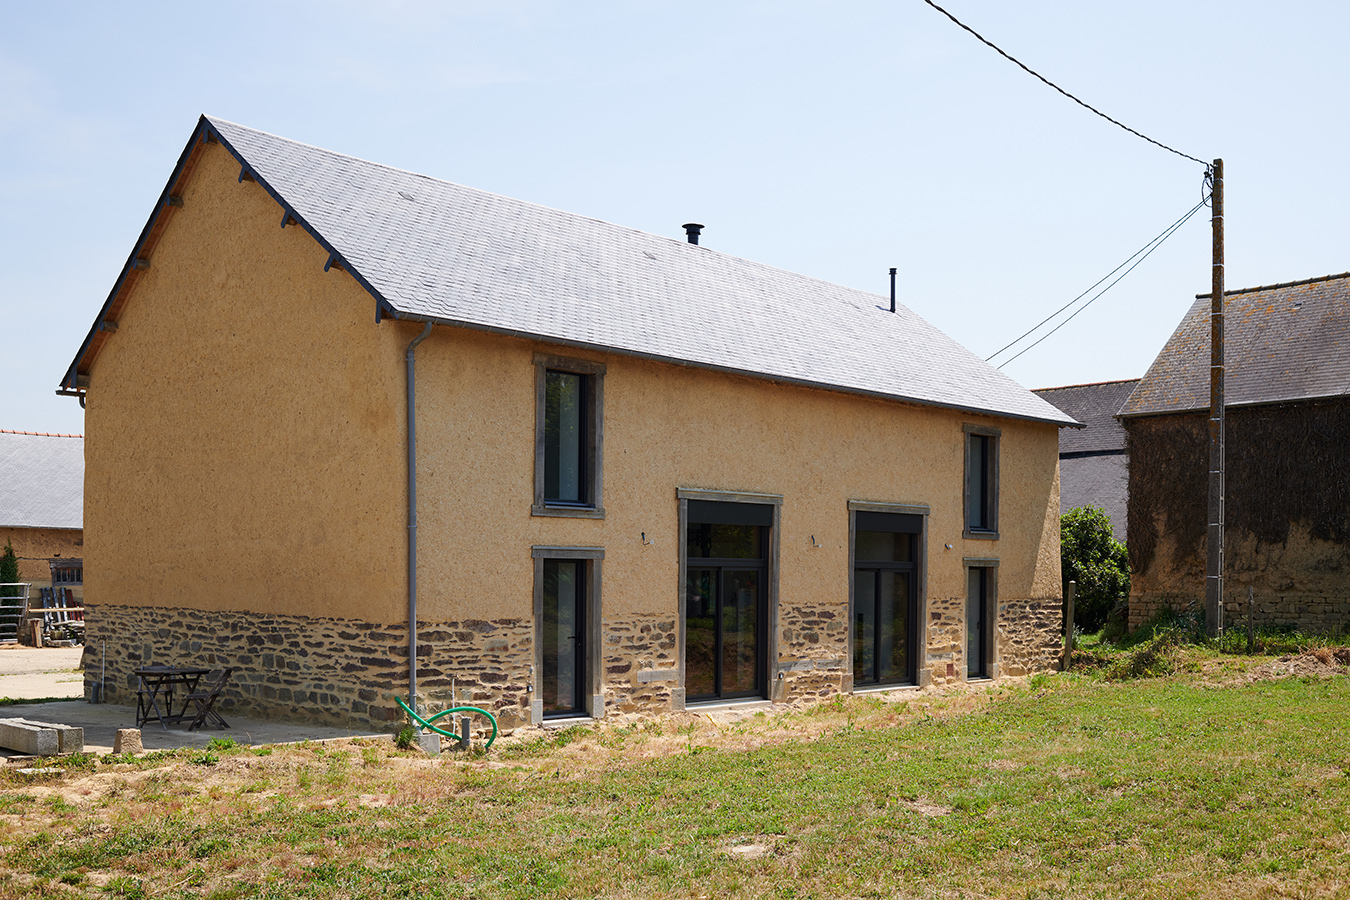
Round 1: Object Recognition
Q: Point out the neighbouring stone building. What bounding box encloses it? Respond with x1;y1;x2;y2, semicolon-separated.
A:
0;430;84;615
60;116;1073;731
1033;379;1138;543
1120;272;1350;633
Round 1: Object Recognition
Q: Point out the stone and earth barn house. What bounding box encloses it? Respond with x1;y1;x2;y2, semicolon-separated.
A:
1120;272;1350;633
0;430;84;602
61;116;1073;732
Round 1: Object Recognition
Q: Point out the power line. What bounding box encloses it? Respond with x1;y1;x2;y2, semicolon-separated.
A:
921;0;1207;167
986;196;1209;363
991;197;1209;368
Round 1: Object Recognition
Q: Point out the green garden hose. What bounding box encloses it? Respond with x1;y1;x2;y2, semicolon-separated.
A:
396;696;498;750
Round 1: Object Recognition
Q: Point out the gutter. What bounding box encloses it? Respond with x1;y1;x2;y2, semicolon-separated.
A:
405;321;433;718
382;312;1077;429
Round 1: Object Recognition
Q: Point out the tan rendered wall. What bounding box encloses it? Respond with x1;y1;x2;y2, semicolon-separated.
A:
410;326;1063;693
414;327;1062;620
84;140;409;623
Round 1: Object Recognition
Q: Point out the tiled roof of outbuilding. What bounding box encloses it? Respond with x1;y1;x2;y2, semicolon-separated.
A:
0;431;84;530
1120;273;1350;418
63;116;1072;426
1033;379;1138;454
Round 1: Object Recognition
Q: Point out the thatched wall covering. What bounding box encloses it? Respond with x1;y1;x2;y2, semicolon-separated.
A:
1125;398;1350;631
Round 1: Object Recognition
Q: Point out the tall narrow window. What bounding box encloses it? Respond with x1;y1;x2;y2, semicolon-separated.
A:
851;510;922;687
682;498;773;703
964;425;1000;538
545;371;585;504
533;546;604;722
534;355;604;518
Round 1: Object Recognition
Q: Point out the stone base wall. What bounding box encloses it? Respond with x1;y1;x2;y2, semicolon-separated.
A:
776;596;848;701
998;595;1063;676
81;604;532;732
1130;590;1350;635
602;613;679;715
83;592;1065;733
925;594;964;685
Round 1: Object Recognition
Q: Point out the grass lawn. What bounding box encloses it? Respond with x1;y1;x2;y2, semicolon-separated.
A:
3;659;1349;899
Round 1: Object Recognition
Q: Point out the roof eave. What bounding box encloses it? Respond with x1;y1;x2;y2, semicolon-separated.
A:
60;117;214;392
60;116;398;392
384;310;1076;427
1119;390;1350;419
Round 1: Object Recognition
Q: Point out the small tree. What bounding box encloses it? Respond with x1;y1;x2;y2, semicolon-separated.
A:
1061;506;1130;633
0;540;18;602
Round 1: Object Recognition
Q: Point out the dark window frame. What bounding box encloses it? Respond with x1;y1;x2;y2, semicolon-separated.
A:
675;488;781;709
49;559;83;585
533;354;606;519
847;500;930;692
963;424;1000;540
531;546;604;723
964;557;1000;680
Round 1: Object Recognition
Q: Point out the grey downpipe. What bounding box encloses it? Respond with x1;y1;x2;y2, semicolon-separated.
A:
406;321;433;716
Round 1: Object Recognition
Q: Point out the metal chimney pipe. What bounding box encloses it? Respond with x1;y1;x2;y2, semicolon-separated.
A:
682;223;704;245
889;267;897;313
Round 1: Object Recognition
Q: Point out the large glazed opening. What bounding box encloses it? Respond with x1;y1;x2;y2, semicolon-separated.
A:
684;500;771;702
852;510;921;687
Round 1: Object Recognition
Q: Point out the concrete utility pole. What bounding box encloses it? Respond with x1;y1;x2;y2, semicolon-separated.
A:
1206;159;1225;638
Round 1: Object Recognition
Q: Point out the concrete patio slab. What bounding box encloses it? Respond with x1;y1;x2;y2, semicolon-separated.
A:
0;699;389;755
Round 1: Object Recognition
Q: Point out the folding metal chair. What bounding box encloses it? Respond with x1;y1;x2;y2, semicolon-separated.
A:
184;667;233;730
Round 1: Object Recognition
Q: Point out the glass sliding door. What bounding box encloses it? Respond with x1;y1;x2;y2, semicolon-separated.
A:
542;558;585;716
684;501;770;702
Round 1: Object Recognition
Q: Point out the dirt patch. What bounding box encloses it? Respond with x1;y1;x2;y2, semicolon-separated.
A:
899;799;951;817
724;841;772;860
1246;649;1350;682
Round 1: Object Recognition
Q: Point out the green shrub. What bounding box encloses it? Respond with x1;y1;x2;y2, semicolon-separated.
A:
395;726;418;751
1104;627;1184;680
1061;506;1130;632
0;540;18;602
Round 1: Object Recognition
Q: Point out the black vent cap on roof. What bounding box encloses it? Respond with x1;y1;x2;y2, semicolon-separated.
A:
682;223;703;245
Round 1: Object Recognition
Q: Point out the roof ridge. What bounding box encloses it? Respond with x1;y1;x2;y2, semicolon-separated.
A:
0;429;83;438
1195;271;1350;299
1033;378;1141;392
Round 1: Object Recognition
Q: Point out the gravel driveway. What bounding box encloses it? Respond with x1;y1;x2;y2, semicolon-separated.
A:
0;645;85;699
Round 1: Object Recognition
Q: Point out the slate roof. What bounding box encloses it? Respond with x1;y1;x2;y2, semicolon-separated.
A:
1033;379;1138;454
64;116;1074;427
0;431;84;530
1120;273;1350;417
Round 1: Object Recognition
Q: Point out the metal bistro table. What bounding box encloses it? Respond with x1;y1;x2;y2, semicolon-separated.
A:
134;665;211;729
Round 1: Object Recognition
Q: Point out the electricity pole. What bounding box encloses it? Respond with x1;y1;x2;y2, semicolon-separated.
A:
1206;159;1225;637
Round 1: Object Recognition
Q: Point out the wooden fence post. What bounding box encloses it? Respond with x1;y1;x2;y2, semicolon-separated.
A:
1062;581;1077;671
1247;585;1255;653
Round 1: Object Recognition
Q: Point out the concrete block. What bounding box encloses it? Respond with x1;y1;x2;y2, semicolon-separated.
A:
113;729;143;754
0;719;59;756
24;719;82;754
0;719;85;756
418;729;441;755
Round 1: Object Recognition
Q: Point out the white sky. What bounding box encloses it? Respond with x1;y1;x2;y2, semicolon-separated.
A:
3;1;1347;434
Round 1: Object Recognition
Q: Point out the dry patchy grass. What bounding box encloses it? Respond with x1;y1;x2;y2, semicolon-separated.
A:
2;664;1349;899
